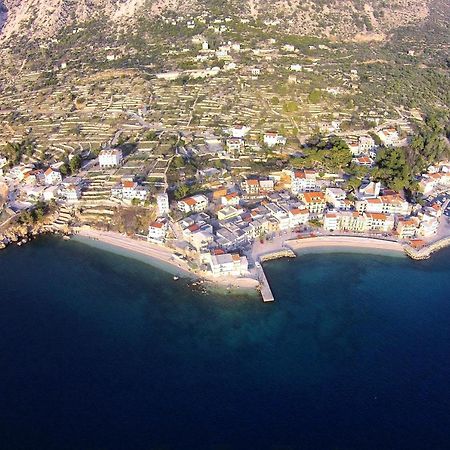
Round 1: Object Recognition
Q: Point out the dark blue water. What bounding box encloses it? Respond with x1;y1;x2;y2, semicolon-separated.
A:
1;237;450;450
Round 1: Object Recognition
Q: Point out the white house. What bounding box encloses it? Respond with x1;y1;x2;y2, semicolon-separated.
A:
290;64;302;72
357;195;411;216
325;188;347;210
377;128;400;147
420;173;450;195
358;135;376;155
358;181;381;199
112;178;148;202
263;131;286;147
230;124;250;138
288;208;309;228
208;252;249;277
148;218;169;243
178;194;209;214
62;184;82;202
418;214;439;237
364;213;395;232
43;185;60;201
220;192;240;207
190;230;215;252
226;137;245;154
156;192;170;216
99;149;123;168
44;168;62;185
217;205;243;221
396;217;419;239
290;170;317;194
324;212;339;231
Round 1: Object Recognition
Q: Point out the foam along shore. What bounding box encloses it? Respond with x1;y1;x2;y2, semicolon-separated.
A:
286;235;405;255
73;228;194;278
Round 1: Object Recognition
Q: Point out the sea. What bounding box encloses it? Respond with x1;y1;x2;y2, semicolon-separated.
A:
1;236;450;450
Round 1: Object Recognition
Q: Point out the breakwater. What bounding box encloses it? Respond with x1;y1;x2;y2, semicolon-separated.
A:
404;237;450;260
259;249;296;262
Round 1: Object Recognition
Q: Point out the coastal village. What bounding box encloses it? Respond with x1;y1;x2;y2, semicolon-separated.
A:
1;24;449;300
1;116;450;300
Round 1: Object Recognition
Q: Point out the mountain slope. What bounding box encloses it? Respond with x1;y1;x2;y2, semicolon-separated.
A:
0;0;433;44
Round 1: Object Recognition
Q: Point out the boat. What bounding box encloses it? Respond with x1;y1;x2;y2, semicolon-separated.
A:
173;276;179;281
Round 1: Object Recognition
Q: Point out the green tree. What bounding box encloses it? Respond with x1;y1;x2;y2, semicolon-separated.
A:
69;155;82;173
373;147;412;192
308;89;322;104
174;184;189;200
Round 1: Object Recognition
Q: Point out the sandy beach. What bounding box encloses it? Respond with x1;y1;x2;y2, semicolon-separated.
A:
287;235;405;254
73;229;408;298
74;227;259;291
75;227;194;277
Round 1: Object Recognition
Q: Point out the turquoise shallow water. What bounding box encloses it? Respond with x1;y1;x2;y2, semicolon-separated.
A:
0;236;449;449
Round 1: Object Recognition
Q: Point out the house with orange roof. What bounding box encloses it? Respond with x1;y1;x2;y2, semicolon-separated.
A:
364;212;395;232
44;167;62;186
178;194;209;214
377;127;400;147
352;156;374;167
290;169;317;194
356;194;410;216
324;212;339;231
148;218;169;243
220;191;240;207
299;191;326;215
396;217;419;239
288;208;310;227
212;188;228;200
241;177;260;196
111;177;148;202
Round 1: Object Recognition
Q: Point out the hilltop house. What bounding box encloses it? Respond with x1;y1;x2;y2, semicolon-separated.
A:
377;128;400;147
111;178;148;202
226;137;245;155
263;131;287;147
230;124;250;138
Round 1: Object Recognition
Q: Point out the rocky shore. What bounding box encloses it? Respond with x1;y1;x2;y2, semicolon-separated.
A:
0;221;70;250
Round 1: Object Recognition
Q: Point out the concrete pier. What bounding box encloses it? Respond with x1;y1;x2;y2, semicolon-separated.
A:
257;265;275;302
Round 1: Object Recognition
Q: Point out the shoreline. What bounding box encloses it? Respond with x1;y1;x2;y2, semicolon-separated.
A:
73;227;260;293
11;226;448;301
285;235;405;256
73;228;194;278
